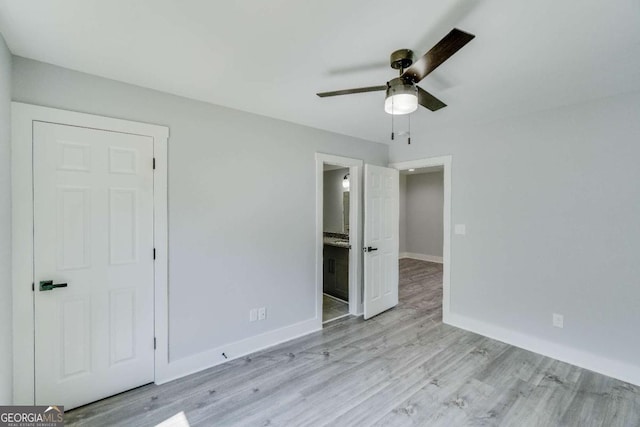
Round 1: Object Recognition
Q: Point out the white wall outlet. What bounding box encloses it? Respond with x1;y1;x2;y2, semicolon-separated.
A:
258;307;266;321
454;224;466;236
249;308;257;322
553;313;564;328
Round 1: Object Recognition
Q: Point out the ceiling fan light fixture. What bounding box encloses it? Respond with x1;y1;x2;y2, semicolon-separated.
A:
384;80;418;115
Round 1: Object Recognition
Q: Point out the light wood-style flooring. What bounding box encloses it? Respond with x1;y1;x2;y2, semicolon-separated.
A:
323;293;349;322
66;259;640;426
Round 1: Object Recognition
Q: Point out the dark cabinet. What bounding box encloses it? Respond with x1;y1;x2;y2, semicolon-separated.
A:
323;245;349;301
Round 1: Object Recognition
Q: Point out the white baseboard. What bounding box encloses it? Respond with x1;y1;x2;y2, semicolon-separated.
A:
446;312;640;387
155;317;321;385
399;252;443;264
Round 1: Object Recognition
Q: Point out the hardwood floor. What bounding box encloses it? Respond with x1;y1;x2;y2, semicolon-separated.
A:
66;259;640;426
323;293;349;322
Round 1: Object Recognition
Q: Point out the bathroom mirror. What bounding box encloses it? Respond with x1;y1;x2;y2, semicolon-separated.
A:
343;191;350;233
323;167;350;234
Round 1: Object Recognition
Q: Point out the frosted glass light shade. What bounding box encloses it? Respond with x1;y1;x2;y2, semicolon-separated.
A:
384;79;419;115
384;93;418;115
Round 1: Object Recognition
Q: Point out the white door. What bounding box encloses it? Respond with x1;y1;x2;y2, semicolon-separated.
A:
363;164;399;319
33;122;155;409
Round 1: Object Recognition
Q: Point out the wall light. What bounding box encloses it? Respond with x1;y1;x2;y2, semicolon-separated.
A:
342;174;350;190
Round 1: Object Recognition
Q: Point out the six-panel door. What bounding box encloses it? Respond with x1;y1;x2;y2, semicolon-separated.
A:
363;164;399;320
33;122;155;409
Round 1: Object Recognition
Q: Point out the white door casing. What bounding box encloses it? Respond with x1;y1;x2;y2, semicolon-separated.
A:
12;103;169;405
363;164;399;319
389;156;452;322
315;153;363;319
33;122;155;409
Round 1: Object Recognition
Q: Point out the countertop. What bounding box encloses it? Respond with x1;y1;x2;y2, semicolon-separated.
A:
323;236;351;249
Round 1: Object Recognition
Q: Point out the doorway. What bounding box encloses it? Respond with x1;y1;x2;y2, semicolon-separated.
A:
400;166;444;263
315;154;362;324
316;155;403;324
11;103;169;408
390;156;452;322
322;164;351;322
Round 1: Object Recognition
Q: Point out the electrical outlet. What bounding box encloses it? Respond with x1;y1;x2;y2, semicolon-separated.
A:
553;313;564;328
454;224;466;235
258;307;266;321
249;308;257;322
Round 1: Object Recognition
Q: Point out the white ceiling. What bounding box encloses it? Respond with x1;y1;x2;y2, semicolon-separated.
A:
1;0;639;144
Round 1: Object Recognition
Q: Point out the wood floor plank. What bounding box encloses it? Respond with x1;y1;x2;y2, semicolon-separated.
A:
65;259;640;426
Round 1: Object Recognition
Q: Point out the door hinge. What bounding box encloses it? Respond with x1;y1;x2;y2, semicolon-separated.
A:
153;248;156;260
154;337;157;350
153;158;156;170
32;282;34;292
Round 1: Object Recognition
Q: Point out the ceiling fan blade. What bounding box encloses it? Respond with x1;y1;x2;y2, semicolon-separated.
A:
316;85;387;98
402;28;475;84
417;87;447;111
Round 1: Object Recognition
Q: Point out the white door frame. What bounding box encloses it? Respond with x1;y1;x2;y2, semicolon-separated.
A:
11;102;170;404
315;153;363;321
389;155;452;323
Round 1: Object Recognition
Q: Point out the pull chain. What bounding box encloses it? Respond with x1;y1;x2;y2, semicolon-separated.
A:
391;94;395;140
408;113;411;145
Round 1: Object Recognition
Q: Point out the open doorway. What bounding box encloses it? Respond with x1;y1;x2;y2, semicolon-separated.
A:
322;164;351;322
391;156;452;322
399;166;444;318
315;154;362;325
400;166;444;263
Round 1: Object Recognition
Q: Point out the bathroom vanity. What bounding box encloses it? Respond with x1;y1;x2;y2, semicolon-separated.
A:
323;233;349;301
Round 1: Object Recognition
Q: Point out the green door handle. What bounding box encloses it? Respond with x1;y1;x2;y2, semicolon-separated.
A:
39;280;68;291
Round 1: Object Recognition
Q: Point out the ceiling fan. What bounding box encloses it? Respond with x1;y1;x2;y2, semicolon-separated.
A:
317;28;475;115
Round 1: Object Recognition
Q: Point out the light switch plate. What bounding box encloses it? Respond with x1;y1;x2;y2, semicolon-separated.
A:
454;224;466;235
249;308;258;322
258;307;266;321
553;313;564;328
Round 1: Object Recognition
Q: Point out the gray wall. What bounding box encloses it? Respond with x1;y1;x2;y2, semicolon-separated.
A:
389;90;640;373
0;33;12;404
323;168;348;233
400;172;444;257
12;56;388;362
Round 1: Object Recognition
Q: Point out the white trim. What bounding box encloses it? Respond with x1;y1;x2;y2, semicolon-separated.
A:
399;252;443;264
156;318;320;384
11;102;170;403
448;312;640;387
390;156;452;323
322;313;351;325
315;153;363;320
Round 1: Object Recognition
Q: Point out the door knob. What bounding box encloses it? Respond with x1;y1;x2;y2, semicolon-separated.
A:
39;280;68;291
364;246;378;252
